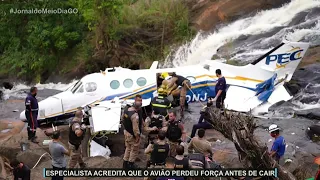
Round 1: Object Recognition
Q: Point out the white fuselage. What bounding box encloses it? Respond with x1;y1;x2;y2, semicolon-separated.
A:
19;60;276;120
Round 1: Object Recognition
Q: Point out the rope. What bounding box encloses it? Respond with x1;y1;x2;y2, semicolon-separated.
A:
186;84;206;107
31;152;52;169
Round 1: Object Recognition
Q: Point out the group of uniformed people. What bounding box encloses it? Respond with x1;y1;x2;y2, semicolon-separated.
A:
121;70;227;179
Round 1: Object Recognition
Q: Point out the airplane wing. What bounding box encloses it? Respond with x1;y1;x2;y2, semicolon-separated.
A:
88;98;151;133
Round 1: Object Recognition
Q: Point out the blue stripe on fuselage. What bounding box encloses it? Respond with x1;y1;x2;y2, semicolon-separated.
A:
101;80;256;103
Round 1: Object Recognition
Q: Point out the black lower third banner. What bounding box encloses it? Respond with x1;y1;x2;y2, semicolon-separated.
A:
44;168;278;178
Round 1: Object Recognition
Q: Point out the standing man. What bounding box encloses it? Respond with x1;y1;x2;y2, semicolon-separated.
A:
49;131;70;180
122;94;143;169
164;110;186;157
268;124;286;164
68;110;86;168
25;87;39;143
151;87;171;118
213;69;227;111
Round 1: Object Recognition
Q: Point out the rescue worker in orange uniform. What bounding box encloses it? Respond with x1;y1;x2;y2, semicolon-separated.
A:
159;72;191;119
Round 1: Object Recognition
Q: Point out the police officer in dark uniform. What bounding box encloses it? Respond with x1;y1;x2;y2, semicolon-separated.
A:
151;87;171;118
68;110;86;168
122;95;143;169
25;87;39;143
174;145;192;170
145;131;169;168
164;111;186;157
144;110;166;146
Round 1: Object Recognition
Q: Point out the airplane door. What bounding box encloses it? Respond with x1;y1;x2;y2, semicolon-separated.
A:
62;82;100;113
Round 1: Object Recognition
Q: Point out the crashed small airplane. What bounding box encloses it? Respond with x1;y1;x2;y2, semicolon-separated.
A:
19;41;309;156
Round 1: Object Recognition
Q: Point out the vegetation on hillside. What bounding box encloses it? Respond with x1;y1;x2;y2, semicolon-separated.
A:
0;0;195;83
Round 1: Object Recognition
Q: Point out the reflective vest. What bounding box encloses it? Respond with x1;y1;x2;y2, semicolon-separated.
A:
150;143;169;165
151;96;171;116
123;108;142;138
69;121;84;145
166;121;182;142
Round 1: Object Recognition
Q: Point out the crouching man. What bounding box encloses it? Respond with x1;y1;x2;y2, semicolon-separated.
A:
68;110;86;168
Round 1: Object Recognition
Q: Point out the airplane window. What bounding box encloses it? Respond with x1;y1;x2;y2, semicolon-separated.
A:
123;79;133;88
137;77;147;86
110;80;120;89
85;82;97;92
71;81;82;94
186;76;196;83
76;85;84;93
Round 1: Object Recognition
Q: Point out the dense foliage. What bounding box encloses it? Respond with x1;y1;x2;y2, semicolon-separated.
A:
0;0;195;82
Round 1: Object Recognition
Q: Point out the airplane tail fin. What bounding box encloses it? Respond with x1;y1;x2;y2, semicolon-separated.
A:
251;41;310;82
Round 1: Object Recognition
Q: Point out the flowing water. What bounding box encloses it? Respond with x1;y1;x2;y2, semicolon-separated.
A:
1;0;320;170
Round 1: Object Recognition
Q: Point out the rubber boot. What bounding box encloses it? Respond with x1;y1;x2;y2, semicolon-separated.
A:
123;161;129;169
31;137;39;144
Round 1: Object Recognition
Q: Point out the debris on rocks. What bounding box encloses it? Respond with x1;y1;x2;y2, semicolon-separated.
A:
208;107;297;180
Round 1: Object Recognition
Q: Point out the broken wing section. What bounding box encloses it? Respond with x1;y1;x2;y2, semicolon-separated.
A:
89;101;122;133
88;98;151;133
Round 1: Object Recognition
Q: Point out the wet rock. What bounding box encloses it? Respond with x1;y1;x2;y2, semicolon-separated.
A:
16;148;50;169
1;82;13;90
0;91;2;101
295;109;320;120
187;0;290;31
268;101;297;118
284;81;301;96
306;124;320;141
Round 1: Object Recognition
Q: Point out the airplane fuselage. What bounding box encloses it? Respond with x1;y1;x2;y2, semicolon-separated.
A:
19;60;275;120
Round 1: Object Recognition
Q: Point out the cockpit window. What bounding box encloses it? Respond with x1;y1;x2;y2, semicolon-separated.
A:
76;85;84;93
85;82;97;92
71;81;83;94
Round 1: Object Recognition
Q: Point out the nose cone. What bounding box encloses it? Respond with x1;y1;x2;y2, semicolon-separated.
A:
20;110;26;120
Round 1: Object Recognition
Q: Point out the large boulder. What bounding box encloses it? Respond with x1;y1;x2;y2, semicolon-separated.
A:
1;82;13;90
295;109;320;121
186;0;290;31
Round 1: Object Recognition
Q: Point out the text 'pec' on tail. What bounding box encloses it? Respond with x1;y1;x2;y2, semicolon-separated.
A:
251;41;310;82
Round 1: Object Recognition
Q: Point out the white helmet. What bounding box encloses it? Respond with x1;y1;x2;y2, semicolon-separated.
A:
268;124;280;133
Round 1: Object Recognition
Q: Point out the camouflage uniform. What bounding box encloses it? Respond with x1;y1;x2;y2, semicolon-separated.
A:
123;106;142;168
68;117;85;168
